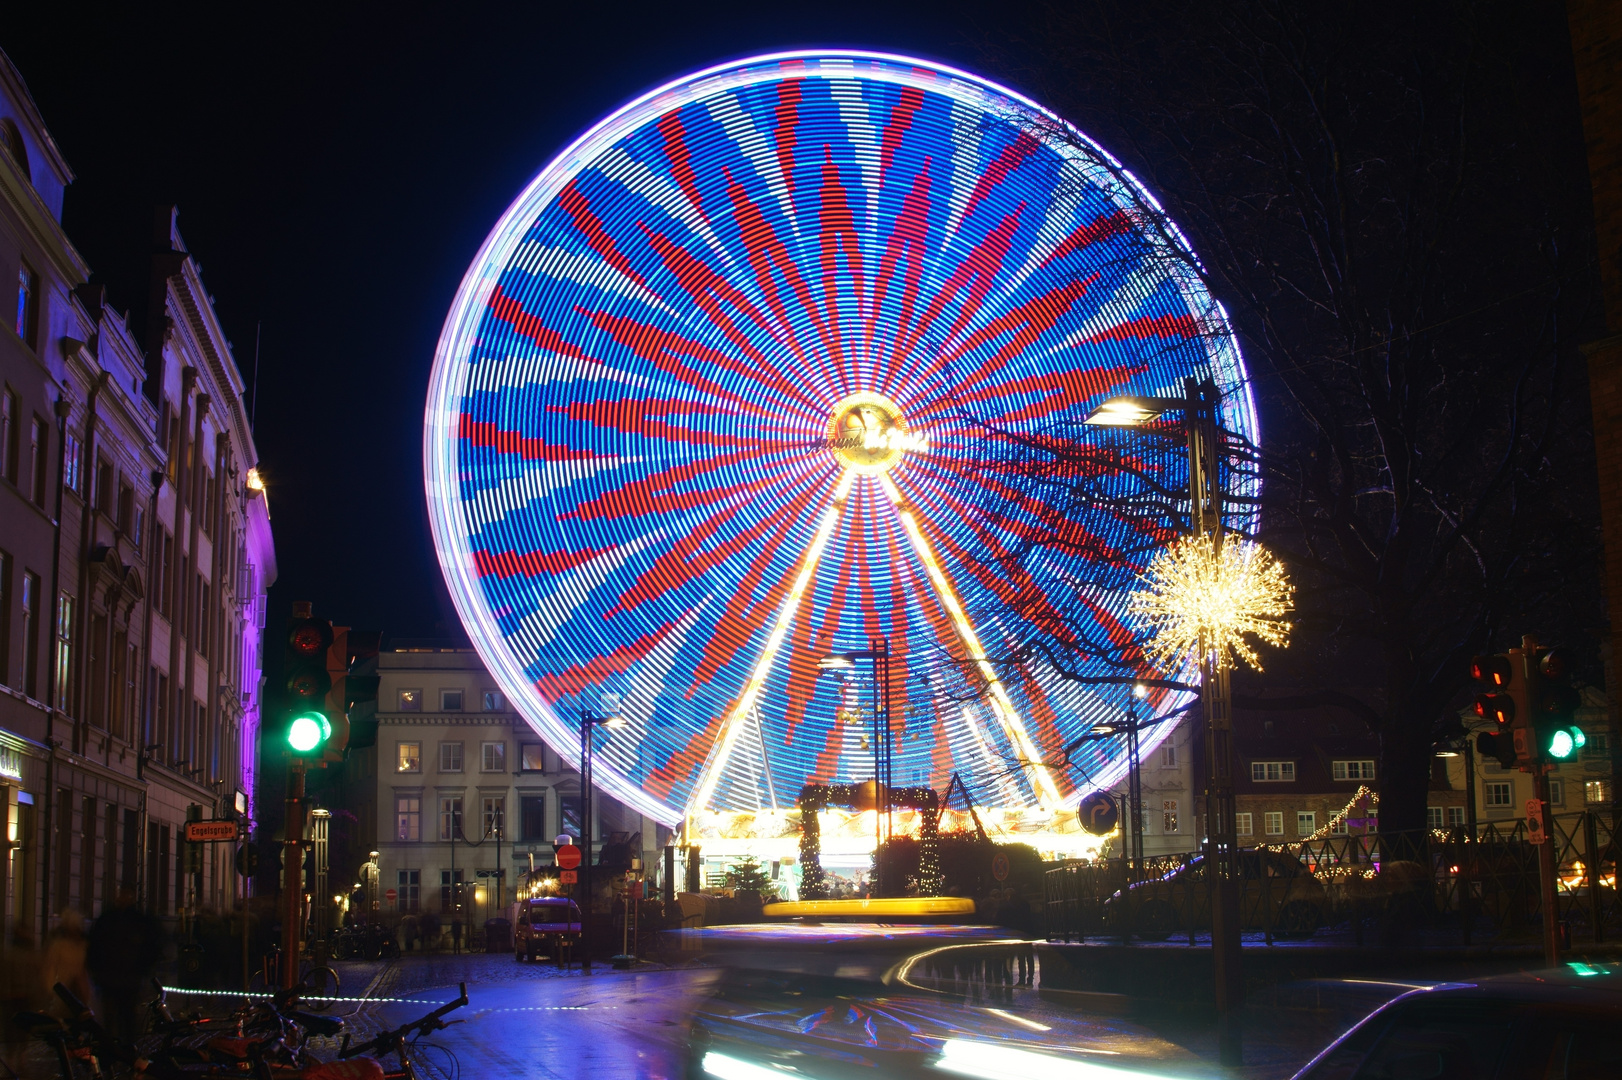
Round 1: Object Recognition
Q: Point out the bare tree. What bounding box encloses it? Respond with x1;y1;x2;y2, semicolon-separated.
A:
957;0;1603;830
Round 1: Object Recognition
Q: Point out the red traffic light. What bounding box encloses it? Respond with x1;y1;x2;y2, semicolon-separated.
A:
288;618;334;659
1539;647;1571;681
1474;693;1515;726
1470;654;1512;687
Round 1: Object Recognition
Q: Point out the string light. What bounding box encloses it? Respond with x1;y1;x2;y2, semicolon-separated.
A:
1130;535;1294;674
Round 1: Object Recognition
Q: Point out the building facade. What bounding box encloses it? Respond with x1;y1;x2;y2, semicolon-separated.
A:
0;48;274;943
361;645;666;928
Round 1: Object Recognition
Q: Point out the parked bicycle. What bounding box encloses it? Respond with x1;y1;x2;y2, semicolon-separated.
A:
339;983;467;1080
248;946;341;1009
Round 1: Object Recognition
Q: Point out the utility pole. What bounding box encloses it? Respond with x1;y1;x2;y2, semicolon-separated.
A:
281;760;305;990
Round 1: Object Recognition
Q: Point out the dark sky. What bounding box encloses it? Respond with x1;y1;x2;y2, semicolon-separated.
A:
3;1;1022;639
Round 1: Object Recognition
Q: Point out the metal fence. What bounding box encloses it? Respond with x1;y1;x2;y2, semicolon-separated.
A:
1044;811;1618;946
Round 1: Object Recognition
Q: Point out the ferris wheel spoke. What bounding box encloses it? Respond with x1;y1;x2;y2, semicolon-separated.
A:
685;468;858;816
877;473;1063;808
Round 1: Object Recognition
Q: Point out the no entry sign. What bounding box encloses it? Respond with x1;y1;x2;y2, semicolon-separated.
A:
555;844;582;869
385;888;398;902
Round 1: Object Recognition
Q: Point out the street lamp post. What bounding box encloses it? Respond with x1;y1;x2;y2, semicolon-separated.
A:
578;705;626;972
1086;377;1242;1066
818;637;892;897
1069;682;1154;864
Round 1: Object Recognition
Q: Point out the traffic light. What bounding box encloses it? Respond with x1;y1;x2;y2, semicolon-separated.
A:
284;613;334;757
344;631;383;750
1470;652;1524;769
1532;647;1585;762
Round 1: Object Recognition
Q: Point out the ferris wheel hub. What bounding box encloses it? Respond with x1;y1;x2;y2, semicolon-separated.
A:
825;392;924;474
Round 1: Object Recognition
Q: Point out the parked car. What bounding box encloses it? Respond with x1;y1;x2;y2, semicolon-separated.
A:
511;897;582;962
1291;965;1622;1079
1106;849;1329;939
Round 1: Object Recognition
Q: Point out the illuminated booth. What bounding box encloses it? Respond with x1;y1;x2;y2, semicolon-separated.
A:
424;52;1256;894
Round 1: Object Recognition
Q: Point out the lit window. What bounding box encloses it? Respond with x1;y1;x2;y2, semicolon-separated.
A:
1264;812;1284;836
398;688;422;712
483;689;504;711
1161;799;1179;834
1485;781;1513;808
1332;760;1375;781
1448;807;1466;826
15;264;37;348
396;741;421;773
438;741;463;773
1427;807;1444;829
1251;761;1295;782
1236;812;1253;836
1296;811;1316;836
62;431;81;494
441;688;463;711
1586;780;1611;805
481;741;506;773
395;795;421;842
520;743;546;771
1331;817;1349;836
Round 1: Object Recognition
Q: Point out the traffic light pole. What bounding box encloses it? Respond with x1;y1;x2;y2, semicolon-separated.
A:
281;759;306;990
1533;767;1561;965
1186;378;1243;1067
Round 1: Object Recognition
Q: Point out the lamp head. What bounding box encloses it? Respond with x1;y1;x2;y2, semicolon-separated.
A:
819;654;856;670
1083;397;1165;427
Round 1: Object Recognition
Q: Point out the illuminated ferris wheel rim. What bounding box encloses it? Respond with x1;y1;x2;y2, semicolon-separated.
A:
424;50;1256;829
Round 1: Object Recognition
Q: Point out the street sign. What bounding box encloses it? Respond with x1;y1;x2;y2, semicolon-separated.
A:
1078;791;1119;836
185;819;241;843
559;870;578;884
555;844;582;869
990;852;1010;882
385;888;398;902
1526;798;1548;844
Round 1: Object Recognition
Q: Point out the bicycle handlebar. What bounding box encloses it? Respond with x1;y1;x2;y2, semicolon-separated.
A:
339;983;468;1059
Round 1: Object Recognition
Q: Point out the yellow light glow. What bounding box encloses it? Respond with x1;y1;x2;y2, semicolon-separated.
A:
878;474;1061;807
761;896;976;918
246;467;265;492
1129;534;1294;674
687;468;857;815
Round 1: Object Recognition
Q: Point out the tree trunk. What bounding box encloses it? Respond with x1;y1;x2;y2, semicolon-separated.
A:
1377;721;1434;835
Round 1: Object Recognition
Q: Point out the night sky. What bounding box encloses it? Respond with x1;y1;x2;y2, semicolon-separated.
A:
3;1;1017;639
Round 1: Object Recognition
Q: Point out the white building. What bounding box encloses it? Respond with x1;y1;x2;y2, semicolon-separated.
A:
364;644;667;925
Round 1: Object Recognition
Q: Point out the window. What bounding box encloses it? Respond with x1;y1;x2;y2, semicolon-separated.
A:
54;594;73;713
30;415;47;506
440;869;464;914
93;457;112;512
520;743;546;772
1448;806;1466;827
481;741;506;773
1162;799;1179;834
1427;807;1445;829
1160;743;1177;768
62;431;81;494
1486;781;1514;808
1297;811;1316;836
1264;811;1284;836
560;793;581;840
396;870;420;912
440;688;463;711
200;470;214;535
1236;812;1253;836
1251;761;1295;782
1;387;15;483
395;795;421;842
438;741;463;773
1586;780;1612;806
396;741;421;773
1548;779;1564;807
117;481;133;533
15;263;37;348
1331;816;1349;836
438;797;463;841
0;551;9;687
481;795;504;839
398;688;422;712
21;570;39;698
482;690;504;711
520;795;546;841
1332;760;1375;781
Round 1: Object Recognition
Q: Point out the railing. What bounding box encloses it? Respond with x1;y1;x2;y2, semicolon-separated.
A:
1044;810;1619;946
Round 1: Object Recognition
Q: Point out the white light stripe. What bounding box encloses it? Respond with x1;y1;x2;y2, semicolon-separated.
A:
877;474;1062;806
685;469;857;815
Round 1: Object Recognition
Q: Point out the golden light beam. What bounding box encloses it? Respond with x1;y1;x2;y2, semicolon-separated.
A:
877;474;1063;808
684;468;858;817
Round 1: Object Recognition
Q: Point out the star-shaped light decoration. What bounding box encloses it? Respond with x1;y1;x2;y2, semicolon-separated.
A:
1129;534;1295;674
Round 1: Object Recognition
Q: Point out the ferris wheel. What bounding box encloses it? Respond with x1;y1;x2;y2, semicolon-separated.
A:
424;51;1256;828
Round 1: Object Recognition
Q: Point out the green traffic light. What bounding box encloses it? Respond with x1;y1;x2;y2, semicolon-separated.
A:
1546;725;1585;761
288;711;331;753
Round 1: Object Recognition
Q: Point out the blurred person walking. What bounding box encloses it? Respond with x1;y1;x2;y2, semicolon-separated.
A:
88;889;164;1043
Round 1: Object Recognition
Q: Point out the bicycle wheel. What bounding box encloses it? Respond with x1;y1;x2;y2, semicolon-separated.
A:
300;965;340;1010
411;1041;459;1080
